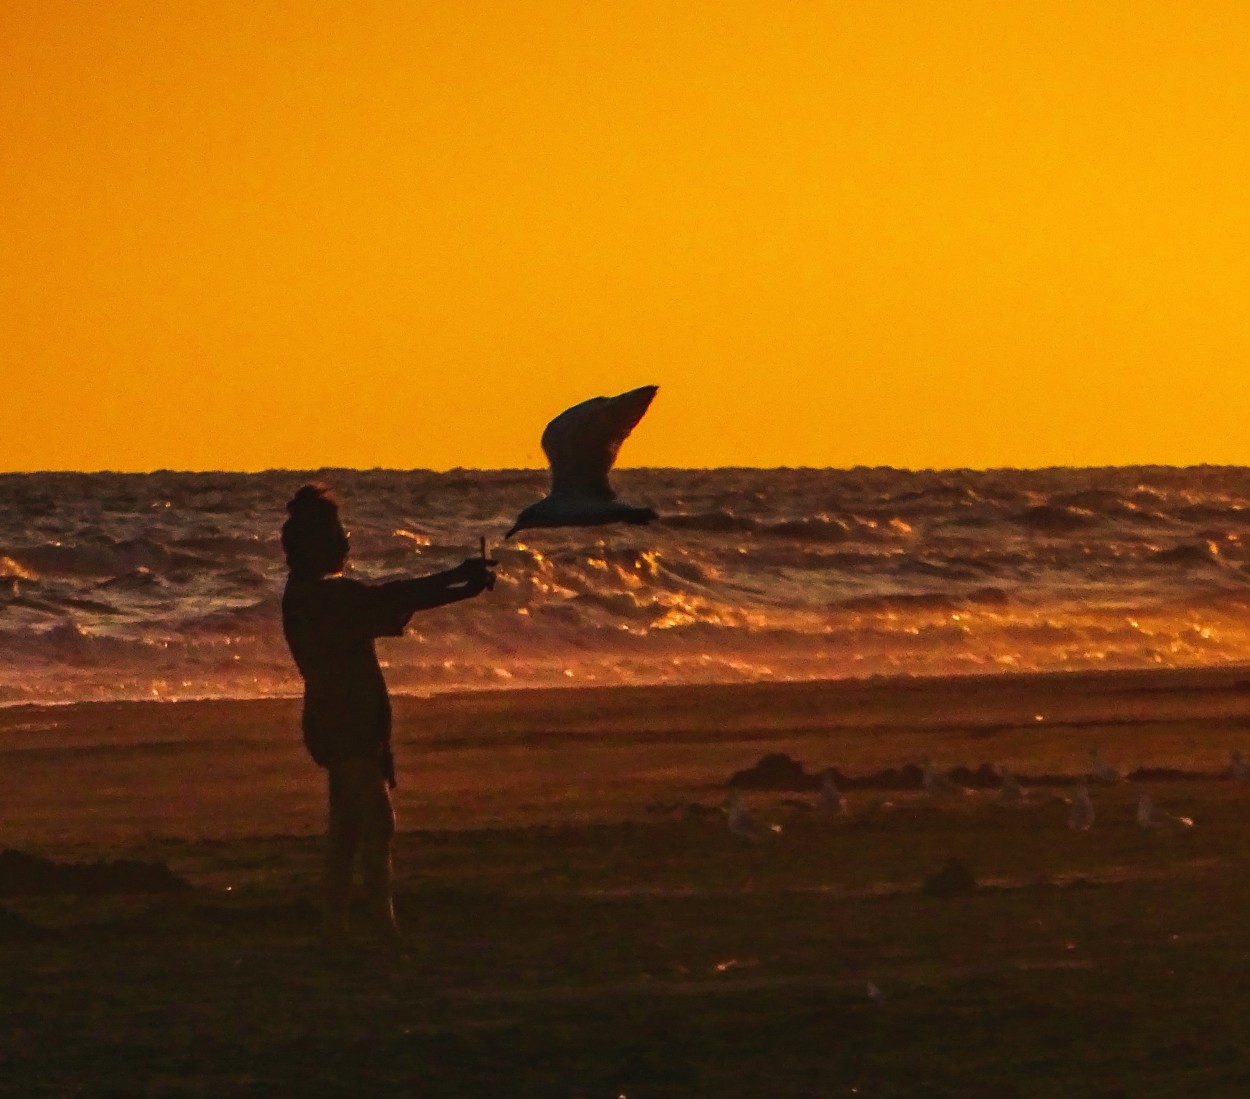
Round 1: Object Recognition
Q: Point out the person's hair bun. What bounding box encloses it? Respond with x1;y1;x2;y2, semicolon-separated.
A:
286;483;338;520
282;483;348;575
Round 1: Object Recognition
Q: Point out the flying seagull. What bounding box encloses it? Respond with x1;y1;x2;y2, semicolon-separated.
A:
505;385;659;538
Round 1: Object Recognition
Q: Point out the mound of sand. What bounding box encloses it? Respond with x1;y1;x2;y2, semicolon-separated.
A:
0;904;49;942
922;857;979;897
727;753;820;791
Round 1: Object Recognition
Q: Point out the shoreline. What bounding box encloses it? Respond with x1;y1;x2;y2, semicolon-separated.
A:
6;655;1250;712
5;662;1250;849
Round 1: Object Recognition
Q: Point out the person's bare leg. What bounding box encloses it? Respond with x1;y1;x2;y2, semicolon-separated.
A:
323;765;362;947
327;757;399;947
357;763;400;947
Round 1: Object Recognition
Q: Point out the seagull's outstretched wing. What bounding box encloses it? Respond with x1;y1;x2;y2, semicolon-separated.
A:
541;385;658;500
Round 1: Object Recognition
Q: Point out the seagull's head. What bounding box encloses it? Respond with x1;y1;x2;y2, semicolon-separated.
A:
505;500;552;539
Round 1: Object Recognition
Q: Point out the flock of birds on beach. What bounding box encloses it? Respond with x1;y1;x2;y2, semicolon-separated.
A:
723;748;1246;1006
721;748;1250;843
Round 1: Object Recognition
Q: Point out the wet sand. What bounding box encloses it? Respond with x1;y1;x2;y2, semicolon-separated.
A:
5;668;1250;1096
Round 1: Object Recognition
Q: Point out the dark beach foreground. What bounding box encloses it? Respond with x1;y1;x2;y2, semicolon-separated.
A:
5;668;1250;1096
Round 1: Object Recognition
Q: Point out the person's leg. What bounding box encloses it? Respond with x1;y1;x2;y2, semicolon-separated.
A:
328;755;399;945
354;759;399;945
323;763;363;946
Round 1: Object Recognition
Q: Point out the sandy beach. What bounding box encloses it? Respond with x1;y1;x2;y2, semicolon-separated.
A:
5;664;1250;846
5;668;1250;1095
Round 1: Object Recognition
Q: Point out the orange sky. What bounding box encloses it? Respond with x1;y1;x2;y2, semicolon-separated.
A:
3;2;1249;472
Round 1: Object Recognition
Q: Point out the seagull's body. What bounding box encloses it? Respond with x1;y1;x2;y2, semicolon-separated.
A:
1137;794;1194;834
506;385;659;538
998;767;1025;806
921;760;959;797
817;771;847;814
726;791;781;842
1068;783;1095;831
1088;749;1122;785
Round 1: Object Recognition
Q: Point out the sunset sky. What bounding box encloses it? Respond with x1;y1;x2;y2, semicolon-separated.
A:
3;2;1249;472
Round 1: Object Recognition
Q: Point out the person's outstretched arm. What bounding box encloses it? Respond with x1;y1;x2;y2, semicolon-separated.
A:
364;558;494;636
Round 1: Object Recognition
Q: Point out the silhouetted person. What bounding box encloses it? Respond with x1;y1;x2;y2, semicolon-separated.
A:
280;484;493;950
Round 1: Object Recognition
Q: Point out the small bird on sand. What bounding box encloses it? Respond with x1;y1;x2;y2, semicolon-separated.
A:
1136;793;1194;834
505;385;659;538
997;767;1025;806
726;791;781;842
1088;749;1122;785
1068;783;1095;831
1231;750;1250;783
817;770;847;814
921;760;962;797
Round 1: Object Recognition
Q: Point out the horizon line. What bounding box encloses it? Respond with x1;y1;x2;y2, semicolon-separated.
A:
4;461;1250;477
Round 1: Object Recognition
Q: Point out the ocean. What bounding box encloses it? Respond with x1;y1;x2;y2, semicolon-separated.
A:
3;466;1250;704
